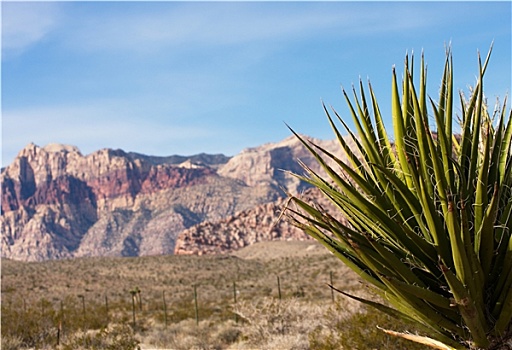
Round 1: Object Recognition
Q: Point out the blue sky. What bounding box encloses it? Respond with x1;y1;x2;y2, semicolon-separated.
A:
2;1;511;166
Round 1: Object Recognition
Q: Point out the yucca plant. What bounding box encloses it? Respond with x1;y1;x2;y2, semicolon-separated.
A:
286;46;511;350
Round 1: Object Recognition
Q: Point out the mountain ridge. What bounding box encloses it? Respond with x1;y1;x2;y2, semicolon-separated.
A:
1;135;347;261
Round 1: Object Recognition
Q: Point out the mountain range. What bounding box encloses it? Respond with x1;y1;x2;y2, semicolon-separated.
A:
1;135;352;261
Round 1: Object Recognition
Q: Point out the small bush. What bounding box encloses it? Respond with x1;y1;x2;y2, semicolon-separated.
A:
60;324;139;350
215;321;242;345
1;335;25;350
234;297;331;349
308;305;430;350
141;319;226;350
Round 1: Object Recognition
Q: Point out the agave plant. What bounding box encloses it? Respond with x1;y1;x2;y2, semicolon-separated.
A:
286;46;511;350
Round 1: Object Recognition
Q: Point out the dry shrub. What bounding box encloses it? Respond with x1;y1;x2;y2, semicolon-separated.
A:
233;296;359;349
308;305;431;350
1;335;25;350
141;319;241;350
59;324;140;350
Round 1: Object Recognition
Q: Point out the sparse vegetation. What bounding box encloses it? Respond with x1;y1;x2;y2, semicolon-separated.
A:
1;241;431;349
309;305;431;350
59;325;139;350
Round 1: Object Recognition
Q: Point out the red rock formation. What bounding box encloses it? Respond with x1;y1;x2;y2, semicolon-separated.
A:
1;135;351;261
139;165;215;194
1;177;19;212
174;187;345;256
1;143;235;261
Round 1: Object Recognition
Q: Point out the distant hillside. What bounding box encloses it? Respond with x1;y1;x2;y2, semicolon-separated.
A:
1;135;351;261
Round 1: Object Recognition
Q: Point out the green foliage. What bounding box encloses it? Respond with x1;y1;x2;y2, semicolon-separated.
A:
287;46;511;349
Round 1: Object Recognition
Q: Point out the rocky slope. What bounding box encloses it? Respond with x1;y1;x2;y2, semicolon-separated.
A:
1;135;349;261
173;187;343;255
218;135;341;193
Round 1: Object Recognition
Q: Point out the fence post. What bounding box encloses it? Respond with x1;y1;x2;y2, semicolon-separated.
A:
162;291;168;327
194;284;199;326
130;290;137;329
54;300;61;346
277;276;282;300
59;299;64;339
105;295;109;326
78;295;86;331
233;281;238;323
137;288;142;311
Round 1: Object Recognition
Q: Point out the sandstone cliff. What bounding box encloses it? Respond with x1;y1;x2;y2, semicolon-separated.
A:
218;135;341;193
2;135;351;261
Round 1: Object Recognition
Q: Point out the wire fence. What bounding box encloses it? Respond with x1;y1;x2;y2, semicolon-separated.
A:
1;270;342;347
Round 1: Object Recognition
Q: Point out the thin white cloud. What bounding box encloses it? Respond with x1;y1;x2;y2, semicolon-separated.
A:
3;1;508;167
2;2;62;55
1;56;251;166
2;2;481;63
4;2;503;57
62;2;446;54
2;102;216;165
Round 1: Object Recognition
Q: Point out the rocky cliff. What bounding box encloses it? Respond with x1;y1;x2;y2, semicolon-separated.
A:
1;135;348;261
218;135;341;193
173;187;344;255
